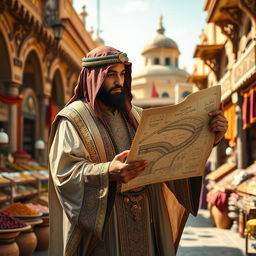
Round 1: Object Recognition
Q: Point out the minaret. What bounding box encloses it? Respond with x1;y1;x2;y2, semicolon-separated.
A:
97;0;100;39
95;0;105;45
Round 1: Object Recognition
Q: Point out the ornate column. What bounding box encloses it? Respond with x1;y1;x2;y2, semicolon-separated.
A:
38;94;50;164
235;93;248;168
210;145;221;171
5;82;21;153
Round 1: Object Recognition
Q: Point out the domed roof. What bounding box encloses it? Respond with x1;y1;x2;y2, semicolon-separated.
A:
133;65;189;79
143;16;178;54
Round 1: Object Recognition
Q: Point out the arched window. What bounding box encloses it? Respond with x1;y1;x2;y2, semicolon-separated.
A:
162;92;169;98
154;58;160;65
182;91;191;98
165;57;170;65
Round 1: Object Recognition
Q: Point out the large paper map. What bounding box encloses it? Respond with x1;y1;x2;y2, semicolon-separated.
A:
121;86;221;192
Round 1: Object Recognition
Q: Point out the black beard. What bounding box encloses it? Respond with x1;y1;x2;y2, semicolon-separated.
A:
97;85;125;110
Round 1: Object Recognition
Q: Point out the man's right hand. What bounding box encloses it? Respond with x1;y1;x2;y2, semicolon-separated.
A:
109;150;147;183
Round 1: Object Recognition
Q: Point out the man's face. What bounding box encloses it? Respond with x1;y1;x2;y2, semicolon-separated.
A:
97;63;126;110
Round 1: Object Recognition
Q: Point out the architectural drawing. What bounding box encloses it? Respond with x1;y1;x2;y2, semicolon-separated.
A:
122;85;221;192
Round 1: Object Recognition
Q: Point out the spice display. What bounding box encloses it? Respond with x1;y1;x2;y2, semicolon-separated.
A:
1;172;24;182
0;191;11;201
237;176;256;196
0;175;11;184
27;194;48;207
30;170;49;180
26;203;49;213
2;202;39;216
0;212;27;229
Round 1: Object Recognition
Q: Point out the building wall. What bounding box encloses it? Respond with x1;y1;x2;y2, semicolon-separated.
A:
191;0;256;170
0;0;97;161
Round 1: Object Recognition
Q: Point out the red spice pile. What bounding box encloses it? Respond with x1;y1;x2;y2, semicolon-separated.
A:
0;212;27;229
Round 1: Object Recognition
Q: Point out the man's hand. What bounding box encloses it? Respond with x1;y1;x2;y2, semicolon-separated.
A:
208;102;228;145
109;150;147;183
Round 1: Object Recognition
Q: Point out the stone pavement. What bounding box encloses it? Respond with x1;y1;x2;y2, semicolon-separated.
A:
34;209;255;256
177;209;246;256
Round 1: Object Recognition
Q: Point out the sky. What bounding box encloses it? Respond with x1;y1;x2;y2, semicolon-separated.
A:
73;0;207;74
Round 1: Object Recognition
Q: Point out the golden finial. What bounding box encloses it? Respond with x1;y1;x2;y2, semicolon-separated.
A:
157;15;165;34
160;15;163;26
80;5;88;27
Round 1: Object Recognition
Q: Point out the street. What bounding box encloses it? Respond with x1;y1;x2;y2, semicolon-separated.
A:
34;209;249;256
177;209;245;256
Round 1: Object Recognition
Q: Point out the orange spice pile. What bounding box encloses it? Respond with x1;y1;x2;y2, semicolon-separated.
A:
2;202;39;216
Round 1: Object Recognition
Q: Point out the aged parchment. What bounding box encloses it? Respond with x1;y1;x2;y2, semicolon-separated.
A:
121;85;221;192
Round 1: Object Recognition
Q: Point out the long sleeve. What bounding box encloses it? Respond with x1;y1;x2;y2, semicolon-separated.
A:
49;118;111;239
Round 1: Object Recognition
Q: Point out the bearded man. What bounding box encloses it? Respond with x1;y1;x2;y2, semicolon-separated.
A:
48;46;228;255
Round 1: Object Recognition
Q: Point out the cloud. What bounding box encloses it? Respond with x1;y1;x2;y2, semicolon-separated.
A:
116;0;149;13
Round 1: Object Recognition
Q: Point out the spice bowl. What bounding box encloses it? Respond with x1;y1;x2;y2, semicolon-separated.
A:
34;214;49;251
15;219;43;256
0;225;31;256
0;225;31;240
12;213;43;221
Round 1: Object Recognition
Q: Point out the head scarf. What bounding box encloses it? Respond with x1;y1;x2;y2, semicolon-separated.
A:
67;46;138;129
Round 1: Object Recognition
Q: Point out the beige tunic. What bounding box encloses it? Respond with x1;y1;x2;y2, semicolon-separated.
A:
48;100;202;256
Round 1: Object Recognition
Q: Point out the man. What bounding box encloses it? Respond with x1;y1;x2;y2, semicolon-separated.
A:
48;46;228;255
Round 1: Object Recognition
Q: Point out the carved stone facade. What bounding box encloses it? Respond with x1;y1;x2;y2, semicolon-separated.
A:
0;0;97;162
191;0;256;170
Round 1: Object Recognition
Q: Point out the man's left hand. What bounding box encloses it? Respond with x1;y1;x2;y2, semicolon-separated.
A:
208;103;228;146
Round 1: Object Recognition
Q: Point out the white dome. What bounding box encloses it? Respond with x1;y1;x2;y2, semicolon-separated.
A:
143;33;178;53
143;16;178;54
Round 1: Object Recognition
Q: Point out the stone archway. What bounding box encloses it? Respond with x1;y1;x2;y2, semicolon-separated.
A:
0;29;12;91
22;50;43;94
51;69;65;108
21;88;39;158
0;28;12;146
21;50;43;157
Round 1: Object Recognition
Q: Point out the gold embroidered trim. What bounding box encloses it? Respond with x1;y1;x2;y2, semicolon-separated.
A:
94;162;111;238
57;101;112;247
65;226;83;256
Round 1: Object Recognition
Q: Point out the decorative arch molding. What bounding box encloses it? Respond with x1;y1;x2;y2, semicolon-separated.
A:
17;33;39;58
22;49;44;95
20;39;45;74
49;59;65;82
49;59;67;92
